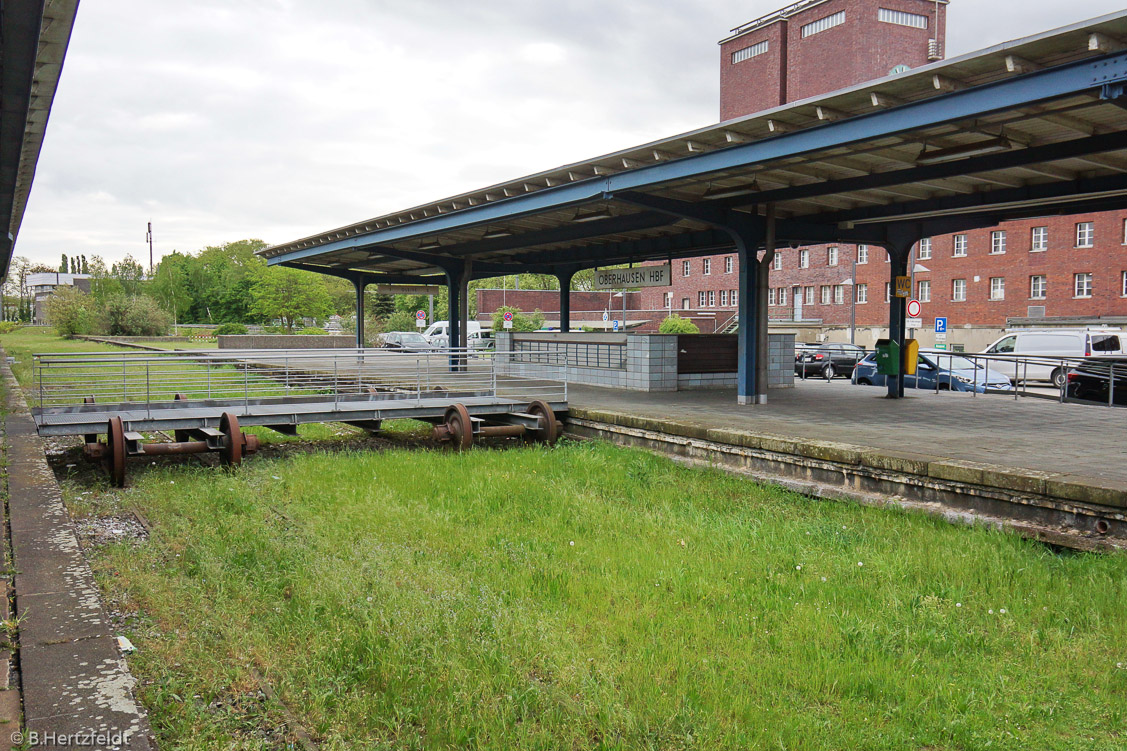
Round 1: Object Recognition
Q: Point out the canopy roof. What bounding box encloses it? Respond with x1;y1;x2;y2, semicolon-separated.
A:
262;11;1127;282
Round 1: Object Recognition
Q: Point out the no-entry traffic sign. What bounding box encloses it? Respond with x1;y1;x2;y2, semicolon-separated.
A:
906;299;922;318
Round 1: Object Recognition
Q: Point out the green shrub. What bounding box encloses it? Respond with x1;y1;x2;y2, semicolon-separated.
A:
381;311;420;333
298;327;327;335
491;306;544;333
658;314;700;334
212;323;249;336
100;295;172;337
0;321;23;335
45;287;96;338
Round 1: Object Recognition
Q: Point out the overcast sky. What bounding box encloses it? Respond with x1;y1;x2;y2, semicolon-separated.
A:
15;0;1127;267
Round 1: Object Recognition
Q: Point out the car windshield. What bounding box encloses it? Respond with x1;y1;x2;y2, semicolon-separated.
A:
400;333;428;344
927;354;981;370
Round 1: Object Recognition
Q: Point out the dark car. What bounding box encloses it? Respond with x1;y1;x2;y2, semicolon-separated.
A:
380;331;437;352
796;343;867;379
1065;356;1127;406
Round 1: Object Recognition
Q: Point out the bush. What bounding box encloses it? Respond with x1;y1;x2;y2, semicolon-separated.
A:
0;321;23;335
45;287;96;338
658;314;700;334
298;327;327;335
212;323;248;336
491;306;544;333
382;310;420;333
100;295;172;337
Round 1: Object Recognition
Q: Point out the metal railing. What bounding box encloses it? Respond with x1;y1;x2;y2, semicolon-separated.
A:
32;347;567;412
506;339;627;370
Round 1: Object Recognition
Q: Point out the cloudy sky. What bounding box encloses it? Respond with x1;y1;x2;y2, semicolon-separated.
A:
15;0;1127;267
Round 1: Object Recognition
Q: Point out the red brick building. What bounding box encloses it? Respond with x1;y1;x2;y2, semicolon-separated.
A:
639;0;1127;331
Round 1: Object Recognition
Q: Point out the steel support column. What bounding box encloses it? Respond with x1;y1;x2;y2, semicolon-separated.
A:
736;232;763;405
353;278;367;348
755;207;777;404
883;237;917;399
555;267;579;332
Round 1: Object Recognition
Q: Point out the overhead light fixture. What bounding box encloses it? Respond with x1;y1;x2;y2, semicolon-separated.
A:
703;179;759;200
571;206;614;223
481;227;513;239
418;241;442;251
916;137;1013;165
913;263;931;274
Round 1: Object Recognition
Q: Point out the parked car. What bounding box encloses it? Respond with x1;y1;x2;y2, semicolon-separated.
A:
796;343;867;379
852;349;1014;393
1065;356;1127;406
422;320;487;348
380;331;438;352
982;328;1125;387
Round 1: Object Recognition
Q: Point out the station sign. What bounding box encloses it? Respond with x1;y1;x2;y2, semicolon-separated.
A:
377;284;442;296
894;276;912;298
594;264;671;290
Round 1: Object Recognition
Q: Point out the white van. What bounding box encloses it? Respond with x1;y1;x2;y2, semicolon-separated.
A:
983;328;1126;387
422;320;486;348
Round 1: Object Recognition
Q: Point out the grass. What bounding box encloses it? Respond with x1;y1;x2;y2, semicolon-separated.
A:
7;327;1127;749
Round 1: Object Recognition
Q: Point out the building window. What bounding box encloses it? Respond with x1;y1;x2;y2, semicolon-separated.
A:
917;238;931;260
682;260;691;277
698;291;706;307
878;8;928;28
857;245;869;264
820;286;831;304
1030;275;1047;300
856;284;868;304
779;287;787;306
1123;218;1127;245
952;279;967;302
885;282;891;303
721;290;729;307
1031;226;1048;252
1075;272;1093;298
767;288;776;306
827;246;838;266
1122;271;1127;297
885;249;890;263
799;249;809;268
771;254;780;271
833;285;845;305
732;289;738;307
804;286;814;305
1076;222;1095;248
708;291;715;307
953;234;967;257
732;40;769;64
663;292;672;308
703;258;711;275
991;230;1007;255
802;11;845;38
990;277;1005;300
918;280;931;302
682;298;690;310
726;256;735;273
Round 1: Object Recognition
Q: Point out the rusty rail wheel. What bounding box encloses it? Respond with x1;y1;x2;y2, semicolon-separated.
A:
444;403;474;450
527;400;560;445
220;412;244;466
106;416;127;488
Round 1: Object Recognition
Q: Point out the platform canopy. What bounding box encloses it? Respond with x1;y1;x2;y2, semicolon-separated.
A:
262;11;1127;282
0;0;80;278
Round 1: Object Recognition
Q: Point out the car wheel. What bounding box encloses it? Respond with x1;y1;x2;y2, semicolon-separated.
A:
1050;368;1066;389
856;378;872;386
938;383;950;391
823;364;835;379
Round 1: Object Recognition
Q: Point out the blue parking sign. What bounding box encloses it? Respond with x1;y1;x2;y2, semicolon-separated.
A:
935;317;948;334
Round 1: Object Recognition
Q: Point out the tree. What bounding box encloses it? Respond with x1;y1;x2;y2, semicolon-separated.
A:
250;267;332;332
491;306;544;333
99;294;171;336
44;287;95;337
81;255;88;274
110;255;146;296
150;251;193;323
59;253;68;274
88;256;123;303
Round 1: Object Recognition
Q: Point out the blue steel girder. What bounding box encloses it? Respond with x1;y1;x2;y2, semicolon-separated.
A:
281;262;442;286
266;51;1127;270
336;244;526;277
507;228;739;270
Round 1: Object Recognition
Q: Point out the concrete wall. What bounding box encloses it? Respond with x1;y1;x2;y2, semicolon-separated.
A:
218;335;357;349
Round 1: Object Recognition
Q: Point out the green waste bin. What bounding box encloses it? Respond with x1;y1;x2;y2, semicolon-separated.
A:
875;339;900;376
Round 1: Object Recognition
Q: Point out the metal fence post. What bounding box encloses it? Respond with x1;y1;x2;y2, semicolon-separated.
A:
1110;363;1116;408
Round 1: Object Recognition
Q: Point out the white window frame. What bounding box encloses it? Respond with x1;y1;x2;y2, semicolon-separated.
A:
767;288;775;306
820;286;831;305
703;258;711;276
697;291;706;307
707;290;715;307
1030;275;1047;300
804;286;814;305
1074;272;1093;298
827;246;838;266
682;298;690;310
1031;226;1048;252
952;279;967;302
779;287;787;306
917;238;931;260
878;8;928;28
802;11;845;38
857;245;869;264
885;282;891;303
772;254;781;271
989;277;1005;300
990;231;1007;255
732;289;738;307
918;280;931;303
1076;222;1095;248
953;234;967;257
1122;271;1127;297
682;260;691;277
732;40;769;64
726;256;735;274
720;289;729;307
833;285;845;305
799;249;809;268
856;284;868;304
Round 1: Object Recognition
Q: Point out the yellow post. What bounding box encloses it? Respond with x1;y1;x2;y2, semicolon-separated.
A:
903;338;920;376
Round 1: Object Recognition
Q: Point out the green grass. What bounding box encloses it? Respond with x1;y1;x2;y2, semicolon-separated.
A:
66;443;1127;750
